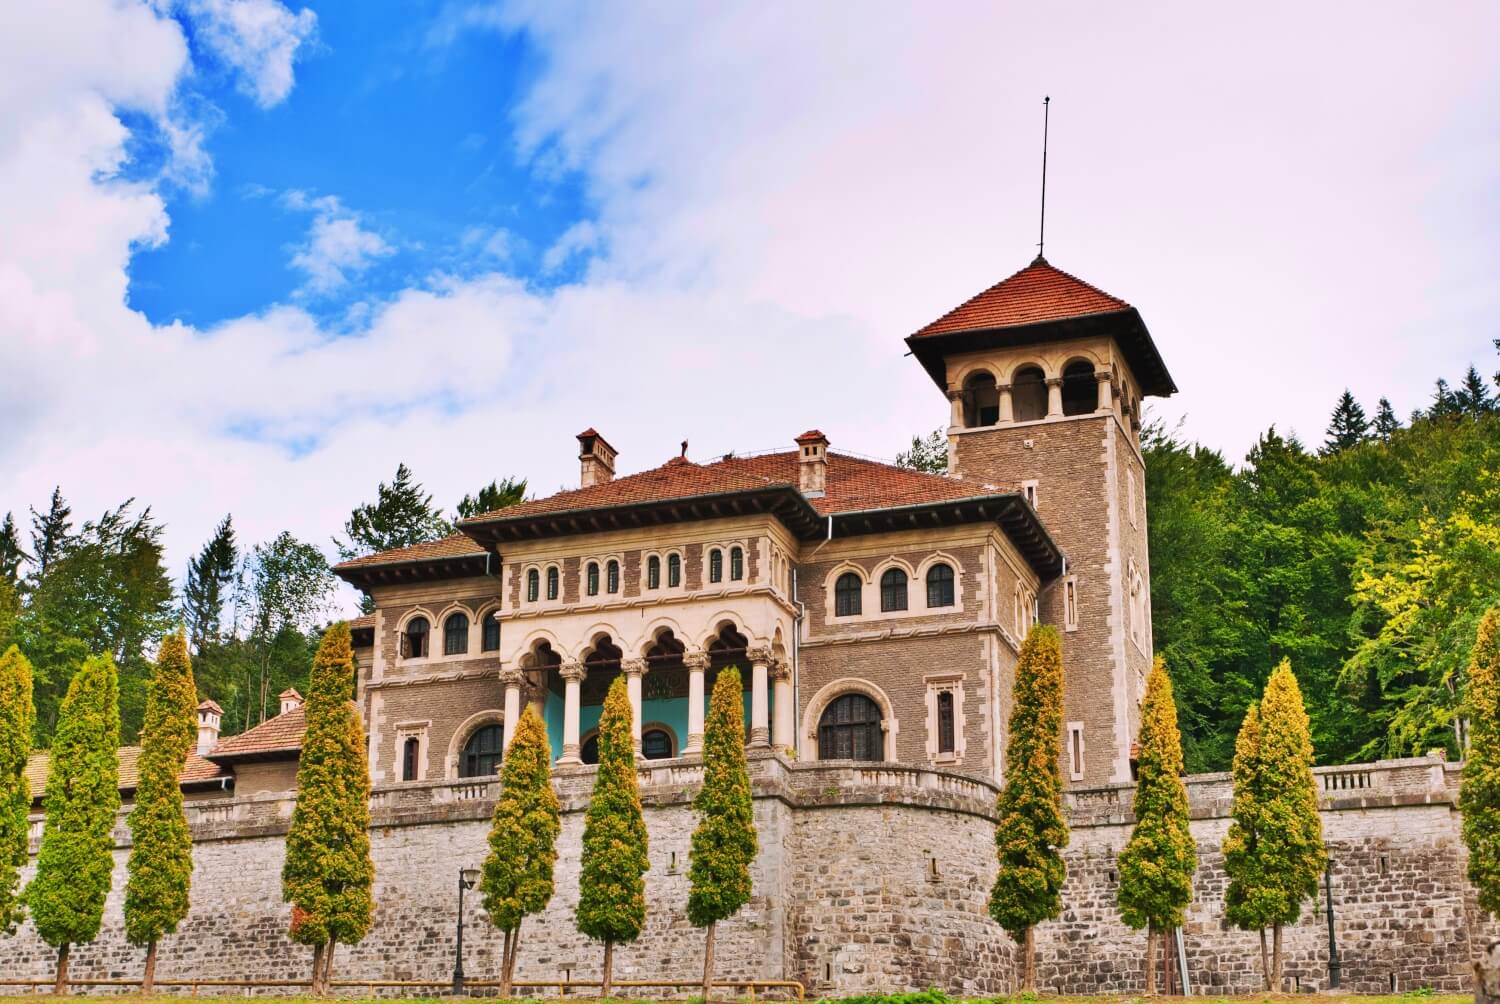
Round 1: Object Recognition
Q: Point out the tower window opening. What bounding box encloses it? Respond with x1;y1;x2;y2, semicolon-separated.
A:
586;561;600;596
1061;360;1097;416
962;372;999;427
1012;365;1047;422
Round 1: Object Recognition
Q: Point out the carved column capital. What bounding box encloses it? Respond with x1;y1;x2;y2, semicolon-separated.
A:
945;387;963;402
1045;376;1064;388
684;651;710;672
498;667;526;689
559;660;586;683
746;645;772;666
770;658;792;682
1094;368;1114;383
622;657;648;678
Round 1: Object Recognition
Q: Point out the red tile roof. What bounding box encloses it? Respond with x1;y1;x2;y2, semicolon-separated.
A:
334;533;485;570
206;706;306;761
912;258;1131;338
26;747;229;798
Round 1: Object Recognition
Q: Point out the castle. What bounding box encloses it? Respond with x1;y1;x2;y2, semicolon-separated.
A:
9;258;1495;995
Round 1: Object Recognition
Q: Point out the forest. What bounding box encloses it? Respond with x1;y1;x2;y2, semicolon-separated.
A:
2;345;1497;771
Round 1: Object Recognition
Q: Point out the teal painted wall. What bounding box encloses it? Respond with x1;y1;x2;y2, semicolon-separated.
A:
538;687;769;762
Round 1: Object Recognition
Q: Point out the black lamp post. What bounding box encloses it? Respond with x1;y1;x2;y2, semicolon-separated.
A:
1324;862;1341;989
453;867;481;995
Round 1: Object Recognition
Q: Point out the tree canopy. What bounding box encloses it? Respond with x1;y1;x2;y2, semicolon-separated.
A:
1459;606;1500;917
0;645;34;936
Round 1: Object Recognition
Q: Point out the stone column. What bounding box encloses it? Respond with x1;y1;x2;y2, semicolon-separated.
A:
946;387;963;429
771;658;794;753
500;667;524;749
1045;376;1063;418
559;661;586;764
997;383;1014;424
1095;370;1114;413
684;652;708;755
623;657;647;758
748;645;771;747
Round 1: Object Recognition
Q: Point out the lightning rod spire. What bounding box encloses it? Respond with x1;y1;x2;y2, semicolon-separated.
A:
1036;95;1050;265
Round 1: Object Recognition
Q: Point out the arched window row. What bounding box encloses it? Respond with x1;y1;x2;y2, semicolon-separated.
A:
400;608;498;661
707;544;746;585
958;358;1113;429
828;562;959;620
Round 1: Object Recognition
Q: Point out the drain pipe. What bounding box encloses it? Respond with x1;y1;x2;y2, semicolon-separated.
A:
791;568;804;759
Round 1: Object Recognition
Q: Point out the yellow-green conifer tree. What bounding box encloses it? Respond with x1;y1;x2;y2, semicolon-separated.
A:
125;629;199;990
1117;657;1197;993
0;646;35;937
575;676;648;996
29;654;121;994
989;623;1069;990
688;666;757;1000
1459;607;1500;932
1223;661;1326;990
281;623;373;995
481;706;560;996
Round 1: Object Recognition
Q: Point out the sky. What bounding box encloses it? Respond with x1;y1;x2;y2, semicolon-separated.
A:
3;1;1499;612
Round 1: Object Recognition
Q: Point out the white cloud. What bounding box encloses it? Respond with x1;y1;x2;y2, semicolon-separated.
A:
540;220;599;272
175;0;317;109
283;192;395;296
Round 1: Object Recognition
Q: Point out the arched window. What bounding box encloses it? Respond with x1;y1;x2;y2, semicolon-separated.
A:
481;615;500;652
937;691;955;755
963;371;999;427
1012;365;1047;422
709;549;723;583
729;546;744;581
834;572;863;617
880;568;908;612
402;616;429;658
546;566;559;601
926;564;955;608
1061;360;1097;416
667;553;681;588
647;555;661;590
580;733;600;765
586;561;600;596
817;693;883;761
642;728;673;760
606;559;620;594
526;569;540;603
460;724;503;777
444;612;469;655
401;736;420;781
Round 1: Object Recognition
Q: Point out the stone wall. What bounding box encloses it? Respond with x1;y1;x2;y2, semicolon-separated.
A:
4;754;1493;997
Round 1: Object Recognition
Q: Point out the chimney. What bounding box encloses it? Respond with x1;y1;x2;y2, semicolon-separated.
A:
279;688;304;716
196;700;223;756
795;430;829;497
577;428;618;488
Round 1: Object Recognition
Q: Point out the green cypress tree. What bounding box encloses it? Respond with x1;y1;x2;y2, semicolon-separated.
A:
1117;657;1197;993
989;623;1069;990
0;646;36;937
281;623;373;994
688;666;758;1000
124;629;198;990
576;676;648;996
481;706;560;996
1459;607;1500;927
1223;661;1326;990
29;654;120;994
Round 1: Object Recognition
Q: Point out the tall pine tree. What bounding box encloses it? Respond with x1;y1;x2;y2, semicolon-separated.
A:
0;646;35;936
1459;607;1500;927
183;515;238;651
29;654;121;994
1323;390;1369;454
576;676;648;995
281;623;374;994
455;478;528;520
1223;662;1325;990
989;624;1069;990
688;666;757;1000
1455;365;1497;418
1372;396;1401;440
481;707;559;996
125;629;198;990
0;513;25;585
1117;657;1196;993
335;463;448;560
28;487;72;581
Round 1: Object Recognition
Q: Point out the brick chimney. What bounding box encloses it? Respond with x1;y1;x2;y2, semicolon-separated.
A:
795;430;829;497
196;699;223;756
279;688;304;716
577;428;618;488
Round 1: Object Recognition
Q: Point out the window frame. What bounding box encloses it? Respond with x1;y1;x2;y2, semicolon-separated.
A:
586;561;600;597
401;735;420;781
880;568;909;612
459;723;504;778
443;612;470;656
834;572;863;617
667;552;681;588
936;690;955;755
641;727;674;760
481;613;500;652
606;559;620;594
817;693;884;762
546;565;559;601
526;568;540;604
729;545;744;581
402;616;430;659
709;548;723;583
647;554;661;590
925;563;955;608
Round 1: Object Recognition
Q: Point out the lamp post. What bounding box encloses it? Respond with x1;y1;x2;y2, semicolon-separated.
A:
453;867;481;995
1324;862;1341;989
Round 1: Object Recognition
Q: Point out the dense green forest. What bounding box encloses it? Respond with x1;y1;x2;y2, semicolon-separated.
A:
3;347;1497;769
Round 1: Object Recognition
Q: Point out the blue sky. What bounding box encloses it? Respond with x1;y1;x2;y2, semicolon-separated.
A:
3;2;1499;607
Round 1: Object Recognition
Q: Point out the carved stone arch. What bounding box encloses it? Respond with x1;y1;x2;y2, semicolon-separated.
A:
576;623;627;663
697;612;752;652
951;359;1003;389
916;550;964;610
636;615;688;657
802;678;898;761
445;708;505;779
396;606;437;633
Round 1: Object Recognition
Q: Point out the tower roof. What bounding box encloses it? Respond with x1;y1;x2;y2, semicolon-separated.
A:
906;258;1176;396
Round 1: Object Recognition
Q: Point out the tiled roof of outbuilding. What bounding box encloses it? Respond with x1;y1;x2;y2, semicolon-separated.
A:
26;747;229;798
205;706;306;762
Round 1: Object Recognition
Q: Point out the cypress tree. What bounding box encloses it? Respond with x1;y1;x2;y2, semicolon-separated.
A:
281;623;373;995
1323;389;1369;454
1459;607;1500;927
989;623;1069;990
688;666;758;1000
0;646;35;937
576;676;648;995
124;629;198;990
29;654;121;994
481;707;559;996
1117;657;1197;993
1223;661;1325;990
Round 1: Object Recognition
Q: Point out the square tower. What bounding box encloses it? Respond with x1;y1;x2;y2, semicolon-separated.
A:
907;257;1176;785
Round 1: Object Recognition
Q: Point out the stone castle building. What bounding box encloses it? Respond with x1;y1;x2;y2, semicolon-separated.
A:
8;258;1495;995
